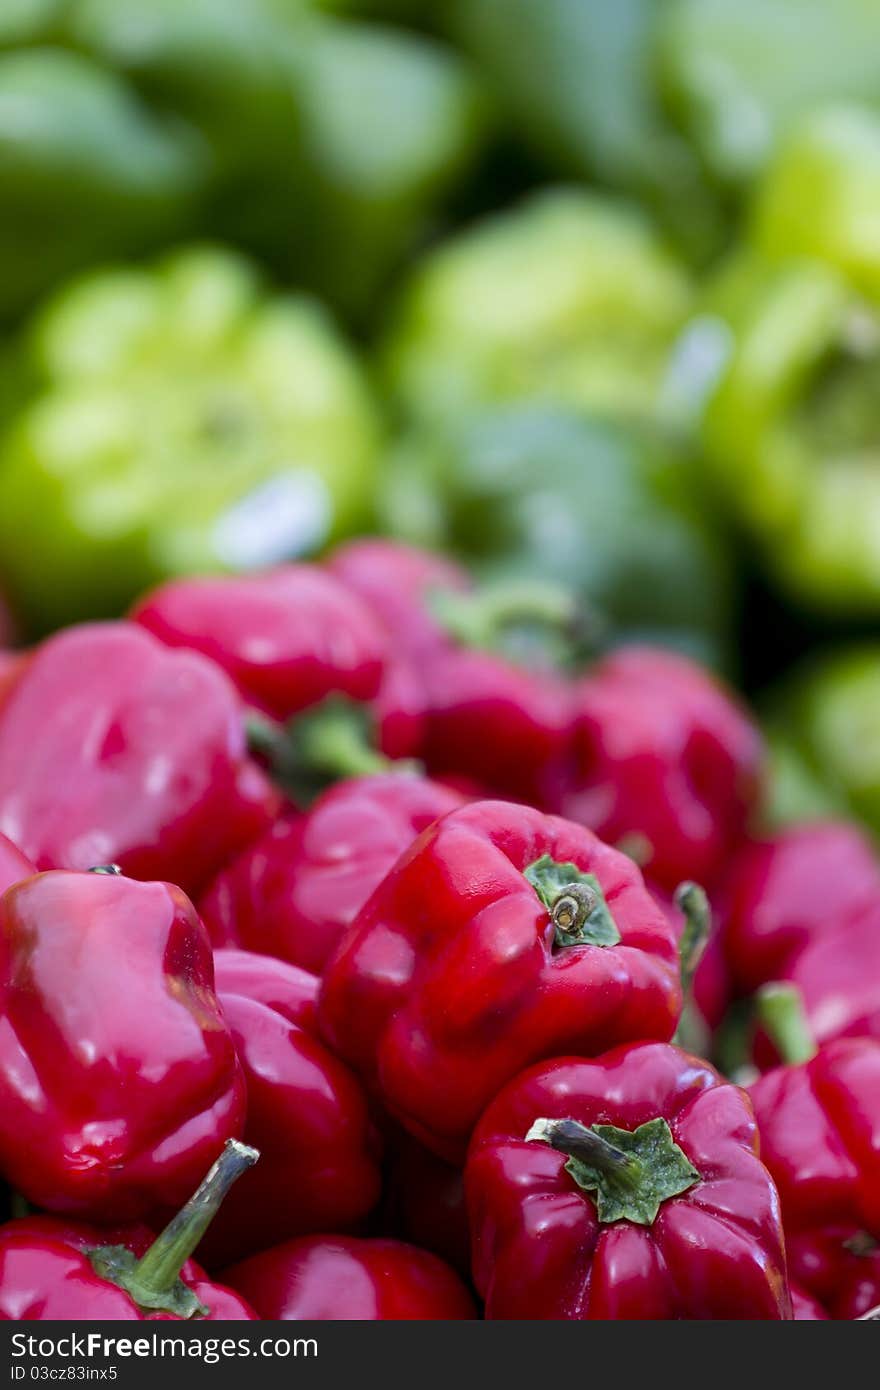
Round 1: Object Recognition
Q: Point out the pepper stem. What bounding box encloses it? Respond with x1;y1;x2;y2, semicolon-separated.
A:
247;697;418;802
87;1140;259;1319
429;579;597;669
526;1115;700;1226
674;881;711;996
755;983;817;1065
526;1118;641;1186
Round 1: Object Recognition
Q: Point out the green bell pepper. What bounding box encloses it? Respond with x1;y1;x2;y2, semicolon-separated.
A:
764;646;880;838
68;0;487;321
0;46;203;317
0;245;382;633
258;17;488;321
381;187;694;428
751;105;880;300
381;404;733;670
694;242;880;614
451;0;721;262
660;0;880;189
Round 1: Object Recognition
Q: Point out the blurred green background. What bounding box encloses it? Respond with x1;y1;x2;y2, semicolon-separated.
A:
1;0;879;837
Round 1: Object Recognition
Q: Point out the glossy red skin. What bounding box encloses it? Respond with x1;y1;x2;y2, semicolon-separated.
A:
774;903;880;1056
223;1235;476;1320
385;1132;471;1277
749;1036;880;1317
200;774;465;975
562;646;763;894
329;539;573;804
0;831;34;896
720;822;880;995
785;1226;880;1319
0;623;278;895
132;566;386;722
0;1216;254;1320
414;648;574;810
0;871;245;1221
790;1283;829;1320
213;948;319;1032
466;1044;792;1320
327;540;470;654
319;800;682;1162
195;961;382;1267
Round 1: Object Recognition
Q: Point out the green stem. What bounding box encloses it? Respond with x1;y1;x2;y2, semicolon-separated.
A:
429;579;596;669
132;1140;258;1295
247;697;418;803
674;881;711;996
755;983;817;1065
88;1140;258;1318
525;1118;641;1187
88;864;123;876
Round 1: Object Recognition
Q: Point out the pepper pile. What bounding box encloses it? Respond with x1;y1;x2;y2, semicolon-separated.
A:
0;541;875;1323
2;0;880;1329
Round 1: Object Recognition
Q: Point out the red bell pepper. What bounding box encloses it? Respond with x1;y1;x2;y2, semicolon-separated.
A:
0;831;33;896
330;538;577;807
0;1141;258;1320
200;773;465;974
562;646;763;893
749;986;880;1318
466;1042;792;1319
212;946;320;1033
782;902;880;1048
223;1235;476;1320
0;623;278;894
319;799;681;1161
132;565;386;723
194;948;383;1266
721;821;880;995
0;868;245;1221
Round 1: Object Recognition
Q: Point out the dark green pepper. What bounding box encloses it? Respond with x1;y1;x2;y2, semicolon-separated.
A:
381;404;733;669
0;46;203;317
764;646;880;838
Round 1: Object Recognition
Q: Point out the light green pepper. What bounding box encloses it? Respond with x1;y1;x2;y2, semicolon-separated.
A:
0;245;382;632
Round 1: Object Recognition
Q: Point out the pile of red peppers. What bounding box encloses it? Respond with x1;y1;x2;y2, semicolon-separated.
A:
0;541;877;1323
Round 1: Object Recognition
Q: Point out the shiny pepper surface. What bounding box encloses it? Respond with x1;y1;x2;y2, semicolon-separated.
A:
196;948;382;1266
563;645;763;893
0;623;277;895
132;565;386;722
749;993;880;1318
200;773;465;974
467;1043;792;1319
0;1216;254;1321
223;1235;476;1321
720;821;880;995
0;870;245;1221
319;800;681;1161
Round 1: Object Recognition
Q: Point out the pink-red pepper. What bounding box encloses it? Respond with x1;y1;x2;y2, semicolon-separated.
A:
0;868;245;1221
200;773;465;974
330;539;576;807
466;1042;792;1319
223;1235;476;1320
195;948;382;1266
319;799;681;1161
0;1142;258;1320
0;623;278;894
0;831;33;897
131;566;386;723
562;646;763;893
721;821;880;996
749;986;880;1318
